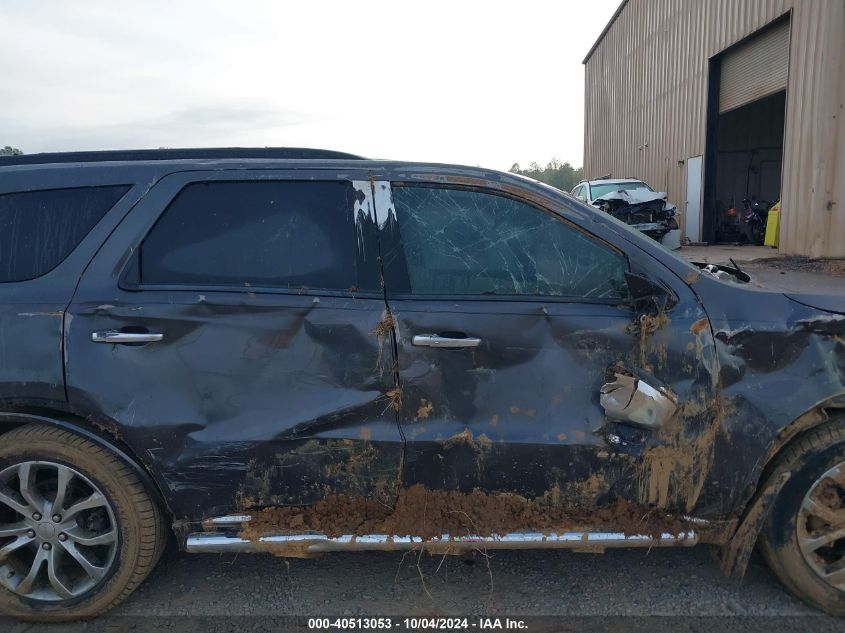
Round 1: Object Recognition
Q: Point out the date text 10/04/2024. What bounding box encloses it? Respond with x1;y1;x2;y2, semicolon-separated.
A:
307;618;528;630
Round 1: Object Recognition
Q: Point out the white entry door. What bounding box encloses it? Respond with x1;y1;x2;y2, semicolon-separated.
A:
686;155;703;242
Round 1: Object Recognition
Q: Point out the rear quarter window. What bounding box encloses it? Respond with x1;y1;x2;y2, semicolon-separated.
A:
0;185;131;282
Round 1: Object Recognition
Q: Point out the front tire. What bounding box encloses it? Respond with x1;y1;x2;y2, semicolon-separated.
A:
760;422;845;616
0;424;166;620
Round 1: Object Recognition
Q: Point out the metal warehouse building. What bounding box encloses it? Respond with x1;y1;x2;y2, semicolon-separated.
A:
583;0;845;257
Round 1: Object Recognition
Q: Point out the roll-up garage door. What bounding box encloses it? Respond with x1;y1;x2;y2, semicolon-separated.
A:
719;20;790;114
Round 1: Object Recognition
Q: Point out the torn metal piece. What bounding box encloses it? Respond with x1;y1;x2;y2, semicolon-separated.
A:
600;370;678;430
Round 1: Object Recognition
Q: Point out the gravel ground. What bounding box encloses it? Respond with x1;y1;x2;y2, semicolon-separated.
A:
678;247;845;294
118;547;814;616
7;547;845;632
749;257;845;278
737;261;845;294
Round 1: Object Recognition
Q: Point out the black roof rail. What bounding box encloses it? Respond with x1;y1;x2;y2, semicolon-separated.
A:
0;147;367;166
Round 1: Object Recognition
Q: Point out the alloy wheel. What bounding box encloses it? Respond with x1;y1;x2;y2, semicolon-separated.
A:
0;461;118;602
797;462;845;590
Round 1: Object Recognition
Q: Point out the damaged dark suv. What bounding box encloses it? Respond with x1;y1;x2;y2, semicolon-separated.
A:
1;148;844;620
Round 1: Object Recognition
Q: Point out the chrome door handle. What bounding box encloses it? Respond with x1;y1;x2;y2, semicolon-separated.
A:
412;334;481;348
91;330;164;344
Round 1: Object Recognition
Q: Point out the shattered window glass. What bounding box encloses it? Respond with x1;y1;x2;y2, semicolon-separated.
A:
140;181;357;289
393;186;628;299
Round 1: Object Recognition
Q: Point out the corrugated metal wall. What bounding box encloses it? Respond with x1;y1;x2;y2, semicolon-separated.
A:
583;0;845;257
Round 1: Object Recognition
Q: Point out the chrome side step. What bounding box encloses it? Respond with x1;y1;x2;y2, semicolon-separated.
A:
186;529;699;554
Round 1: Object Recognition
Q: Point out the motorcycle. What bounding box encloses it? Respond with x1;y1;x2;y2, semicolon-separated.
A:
740;197;771;245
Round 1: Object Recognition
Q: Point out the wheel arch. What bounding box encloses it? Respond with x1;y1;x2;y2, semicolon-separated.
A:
761;396;845;481
0;408;174;518
720;395;845;579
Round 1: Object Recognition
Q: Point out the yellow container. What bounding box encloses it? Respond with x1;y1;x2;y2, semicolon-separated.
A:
764;201;780;248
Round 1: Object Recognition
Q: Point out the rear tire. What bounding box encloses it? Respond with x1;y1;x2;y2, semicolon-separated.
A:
0;424;166;621
760;422;845;616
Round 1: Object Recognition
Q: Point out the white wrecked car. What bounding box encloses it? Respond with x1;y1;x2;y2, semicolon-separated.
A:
570;178;680;248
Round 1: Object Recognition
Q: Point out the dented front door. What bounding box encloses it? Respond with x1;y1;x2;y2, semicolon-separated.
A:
66;172;404;520
374;178;721;514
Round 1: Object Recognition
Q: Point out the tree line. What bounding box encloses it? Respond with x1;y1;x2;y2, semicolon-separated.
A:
509;159;583;192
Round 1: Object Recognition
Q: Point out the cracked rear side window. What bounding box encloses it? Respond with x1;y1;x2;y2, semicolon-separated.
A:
0;185;131;282
392;186;627;299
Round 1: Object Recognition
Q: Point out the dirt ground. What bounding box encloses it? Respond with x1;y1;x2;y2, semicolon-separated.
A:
7;548;844;632
678;246;845;294
752;256;845;278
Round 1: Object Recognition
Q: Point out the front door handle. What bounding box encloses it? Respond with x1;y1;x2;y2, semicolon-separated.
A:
91;330;164;344
412;334;481;348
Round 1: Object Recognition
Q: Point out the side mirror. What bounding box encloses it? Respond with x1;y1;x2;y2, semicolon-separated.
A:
600;366;678;430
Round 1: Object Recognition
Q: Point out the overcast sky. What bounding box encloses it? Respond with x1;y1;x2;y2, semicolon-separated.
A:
0;0;619;171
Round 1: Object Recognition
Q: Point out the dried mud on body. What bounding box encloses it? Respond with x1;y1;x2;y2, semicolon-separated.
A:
242;484;691;542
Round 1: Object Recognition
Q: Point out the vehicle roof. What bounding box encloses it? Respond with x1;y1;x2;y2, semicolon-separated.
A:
0;150;571;209
0;150;567;197
0;149;535;185
0;147;365;166
0;151;660;215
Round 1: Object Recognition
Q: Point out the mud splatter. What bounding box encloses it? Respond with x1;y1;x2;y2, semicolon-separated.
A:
241;484;691;541
508;406;536;417
237;440;400;508
720;471;790;579
630;312;669;370
372;311;395;338
476;433;493;449
372;310;395;368
383;388;402;412
690;318;709;335
237;459;272;510
443;428;493;451
565;473;610;503
815;478;843;511
415;399;433;421
638;394;725;512
323;443;378;481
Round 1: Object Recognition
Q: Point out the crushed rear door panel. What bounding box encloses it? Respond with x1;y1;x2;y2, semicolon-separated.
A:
65;171;404;521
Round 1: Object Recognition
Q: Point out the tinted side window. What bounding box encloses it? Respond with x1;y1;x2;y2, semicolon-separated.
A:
139;181;357;290
392;186;627;299
0;185;130;282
